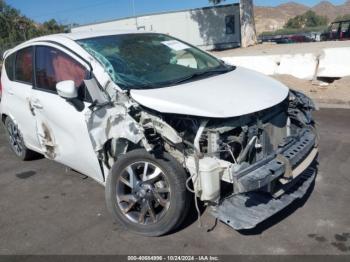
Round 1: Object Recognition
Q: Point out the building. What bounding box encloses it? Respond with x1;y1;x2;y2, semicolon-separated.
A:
71;4;241;50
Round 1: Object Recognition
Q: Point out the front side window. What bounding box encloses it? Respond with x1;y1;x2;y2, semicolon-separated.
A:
35;46;88;97
77;33;233;90
225;15;235;34
5;52;15;81
14;47;33;84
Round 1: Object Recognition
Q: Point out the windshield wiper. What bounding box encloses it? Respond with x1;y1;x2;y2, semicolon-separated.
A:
168;65;236;86
127;65;236;90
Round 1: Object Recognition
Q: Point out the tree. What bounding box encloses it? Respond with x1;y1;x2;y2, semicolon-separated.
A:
284;10;328;29
334;14;350;22
43;19;66;34
0;0;66;56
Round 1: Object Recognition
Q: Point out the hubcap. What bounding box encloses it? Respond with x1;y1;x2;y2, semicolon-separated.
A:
116;161;171;225
7;121;24;156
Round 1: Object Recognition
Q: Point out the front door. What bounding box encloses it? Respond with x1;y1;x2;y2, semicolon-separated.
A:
30;44;104;182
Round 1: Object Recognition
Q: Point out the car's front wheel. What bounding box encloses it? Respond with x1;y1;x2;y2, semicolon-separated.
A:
105;149;191;236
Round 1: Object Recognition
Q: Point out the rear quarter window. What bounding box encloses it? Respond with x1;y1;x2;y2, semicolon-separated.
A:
4;53;15;81
14;47;33;84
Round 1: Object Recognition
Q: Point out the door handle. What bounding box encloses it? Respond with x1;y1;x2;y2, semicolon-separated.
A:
31;101;43;110
7;90;14;95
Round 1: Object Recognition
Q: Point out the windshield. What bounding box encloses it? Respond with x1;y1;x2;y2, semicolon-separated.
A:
77;33;233;90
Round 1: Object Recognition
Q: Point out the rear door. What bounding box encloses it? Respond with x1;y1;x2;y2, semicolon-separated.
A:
1;47;41;152
30;44;104;182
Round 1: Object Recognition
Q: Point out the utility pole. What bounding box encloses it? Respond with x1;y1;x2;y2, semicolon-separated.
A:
132;0;138;29
240;0;257;47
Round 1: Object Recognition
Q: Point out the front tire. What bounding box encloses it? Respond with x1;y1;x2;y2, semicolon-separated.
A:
105;149;190;236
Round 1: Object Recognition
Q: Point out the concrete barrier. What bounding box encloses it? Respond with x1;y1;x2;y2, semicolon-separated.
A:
222;47;350;80
317;47;350;78
222;55;278;76
276;54;317;80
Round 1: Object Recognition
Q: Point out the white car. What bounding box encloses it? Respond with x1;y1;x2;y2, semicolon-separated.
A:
0;31;318;236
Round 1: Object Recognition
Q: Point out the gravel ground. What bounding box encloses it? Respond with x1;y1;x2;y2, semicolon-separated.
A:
211;41;350;57
272;75;350;106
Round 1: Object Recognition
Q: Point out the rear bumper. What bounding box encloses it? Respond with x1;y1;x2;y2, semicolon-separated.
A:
212;128;318;230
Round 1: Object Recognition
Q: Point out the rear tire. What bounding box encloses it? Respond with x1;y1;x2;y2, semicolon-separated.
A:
4;117;37;161
105;149;191;236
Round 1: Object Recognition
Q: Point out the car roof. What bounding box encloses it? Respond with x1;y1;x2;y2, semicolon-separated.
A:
3;30;150;58
63;29;149;40
32;29;149;42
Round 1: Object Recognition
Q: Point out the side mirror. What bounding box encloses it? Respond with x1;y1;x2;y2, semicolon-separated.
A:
56;80;77;99
56;80;85;112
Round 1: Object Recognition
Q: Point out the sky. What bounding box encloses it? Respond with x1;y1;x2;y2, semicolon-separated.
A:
6;0;348;25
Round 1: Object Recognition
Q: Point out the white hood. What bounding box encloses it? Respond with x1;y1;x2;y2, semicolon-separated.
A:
130;67;289;118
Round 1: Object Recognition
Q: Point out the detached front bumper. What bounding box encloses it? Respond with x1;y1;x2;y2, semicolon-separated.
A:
212;127;318;230
234;128;317;195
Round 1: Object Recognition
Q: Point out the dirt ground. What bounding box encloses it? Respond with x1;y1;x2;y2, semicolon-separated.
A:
211;41;350;57
272;75;350;106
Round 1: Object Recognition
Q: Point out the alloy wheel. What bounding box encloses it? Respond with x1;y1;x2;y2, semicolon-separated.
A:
6;121;24;157
116;161;171;225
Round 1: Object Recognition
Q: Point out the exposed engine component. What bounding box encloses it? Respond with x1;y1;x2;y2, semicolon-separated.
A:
132;91;316;207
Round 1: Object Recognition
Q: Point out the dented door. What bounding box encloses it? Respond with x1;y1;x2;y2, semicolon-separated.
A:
30;45;104;183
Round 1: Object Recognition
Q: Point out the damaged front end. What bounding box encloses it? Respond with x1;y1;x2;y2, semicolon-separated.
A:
85;77;318;230
132;90;318;230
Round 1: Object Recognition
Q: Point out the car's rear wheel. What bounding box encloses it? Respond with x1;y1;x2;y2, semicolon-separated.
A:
105;149;191;236
4;117;37;161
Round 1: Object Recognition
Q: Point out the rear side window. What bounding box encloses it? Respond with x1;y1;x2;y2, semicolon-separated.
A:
35;46;87;93
14;47;33;84
4;53;15;81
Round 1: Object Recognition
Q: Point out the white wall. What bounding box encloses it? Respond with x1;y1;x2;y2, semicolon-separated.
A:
72;5;241;50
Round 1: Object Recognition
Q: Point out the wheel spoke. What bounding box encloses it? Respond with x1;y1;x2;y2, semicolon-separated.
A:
7;125;13;136
154;187;170;194
138;201;148;224
122;200;137;214
153;191;169;207
148;204;157;223
142;162;149;181
119;194;137;203
8;134;15;146
15;145;21;155
127;166;138;189
119;175;132;188
143;167;162;182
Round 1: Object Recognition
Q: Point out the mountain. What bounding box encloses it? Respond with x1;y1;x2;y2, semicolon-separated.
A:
312;1;340;20
254;1;350;34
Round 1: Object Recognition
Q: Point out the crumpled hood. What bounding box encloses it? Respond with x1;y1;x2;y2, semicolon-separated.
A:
130;67;289;118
